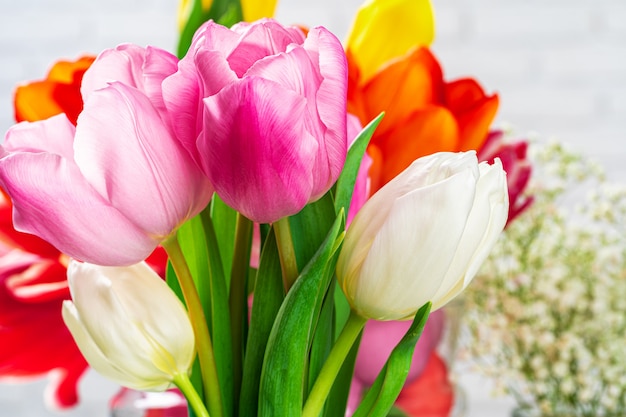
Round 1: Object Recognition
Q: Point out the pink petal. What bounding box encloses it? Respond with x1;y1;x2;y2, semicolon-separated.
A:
303;27;348;197
353;310;444;386
227;19;306;77
201;77;317;223
195;49;239;96
0;150;158;265
81;44;178;118
191;21;243;59
141;46;180;113
74;82;212;237
2;114;75;160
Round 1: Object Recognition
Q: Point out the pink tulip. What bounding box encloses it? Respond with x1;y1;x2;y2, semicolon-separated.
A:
346;311;445;415
0;46;213;265
81;44;179;119
164;19;348;223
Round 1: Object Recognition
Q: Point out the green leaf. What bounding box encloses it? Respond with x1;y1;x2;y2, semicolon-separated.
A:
176;0;244;58
198;209;235;417
386;406;410;417
322;287;360;416
289;192;337;271
334;113;384;217
352;303;432;417
258;213;345;417
239;229;285;417
177;0;205;58
176;216;213;329
308;282;336;399
211;195;239;289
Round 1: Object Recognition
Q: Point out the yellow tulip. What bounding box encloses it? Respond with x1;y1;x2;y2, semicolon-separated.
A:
241;0;278;21
178;0;213;31
346;0;435;84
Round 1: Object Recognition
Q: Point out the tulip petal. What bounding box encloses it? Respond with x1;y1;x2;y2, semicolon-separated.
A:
0;152;157;265
47;57;94;83
162;60;203;159
14;82;65;124
227;20;305;77
346;0;435;83
201;77;317;223
0;116;156;265
64;261;194;391
354;170;477;320
61;301;147;389
81;45;178;116
431;160;508;309
74;82;211;237
361;47;444;138
370;106;459;192
304;27;349;196
68;263;191;380
192;20;244;59
194;49;239;96
15;56;93;125
3;114;75;160
445;79;499;151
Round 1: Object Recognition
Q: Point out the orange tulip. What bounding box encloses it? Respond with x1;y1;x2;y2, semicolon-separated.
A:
14;56;94;125
348;47;499;193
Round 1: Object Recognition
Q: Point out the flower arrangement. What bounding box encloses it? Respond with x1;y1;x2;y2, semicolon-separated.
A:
463;138;626;417
0;0;525;416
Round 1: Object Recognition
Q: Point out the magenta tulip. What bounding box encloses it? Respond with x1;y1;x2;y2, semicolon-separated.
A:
0;46;213;265
478;130;533;225
164;19;348;223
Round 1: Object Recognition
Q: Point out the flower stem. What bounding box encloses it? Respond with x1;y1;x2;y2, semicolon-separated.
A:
302;310;367;417
163;235;224;417
229;213;253;410
174;372;211;417
274;217;299;291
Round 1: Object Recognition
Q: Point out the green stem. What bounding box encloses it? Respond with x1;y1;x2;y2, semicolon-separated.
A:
174;372;211;417
229;213;253;412
302;310;367;417
163;235;224;417
273;217;299;291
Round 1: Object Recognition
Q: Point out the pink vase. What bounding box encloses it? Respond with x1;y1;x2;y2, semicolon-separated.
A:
109;387;188;417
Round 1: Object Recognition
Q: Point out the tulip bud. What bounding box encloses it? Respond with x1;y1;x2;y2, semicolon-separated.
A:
336;151;508;320
62;261;195;391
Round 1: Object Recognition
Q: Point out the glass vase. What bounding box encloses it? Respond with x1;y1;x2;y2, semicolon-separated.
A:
109;387;188;417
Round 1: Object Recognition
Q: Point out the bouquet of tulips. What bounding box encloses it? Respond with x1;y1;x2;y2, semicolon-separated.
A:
0;0;516;416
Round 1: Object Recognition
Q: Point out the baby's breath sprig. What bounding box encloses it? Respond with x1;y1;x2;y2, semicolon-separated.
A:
463;140;626;417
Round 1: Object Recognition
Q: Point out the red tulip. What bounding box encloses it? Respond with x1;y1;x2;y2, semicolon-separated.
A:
478;130;533;225
14;56;94;125
347;47;499;193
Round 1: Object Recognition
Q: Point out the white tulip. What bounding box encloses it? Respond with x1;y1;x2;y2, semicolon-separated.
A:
62;261;195;391
336;151;509;320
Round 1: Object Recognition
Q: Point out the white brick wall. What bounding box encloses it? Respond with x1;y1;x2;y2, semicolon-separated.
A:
0;0;624;415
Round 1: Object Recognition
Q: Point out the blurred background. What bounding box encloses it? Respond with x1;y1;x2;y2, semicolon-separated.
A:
0;0;624;415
